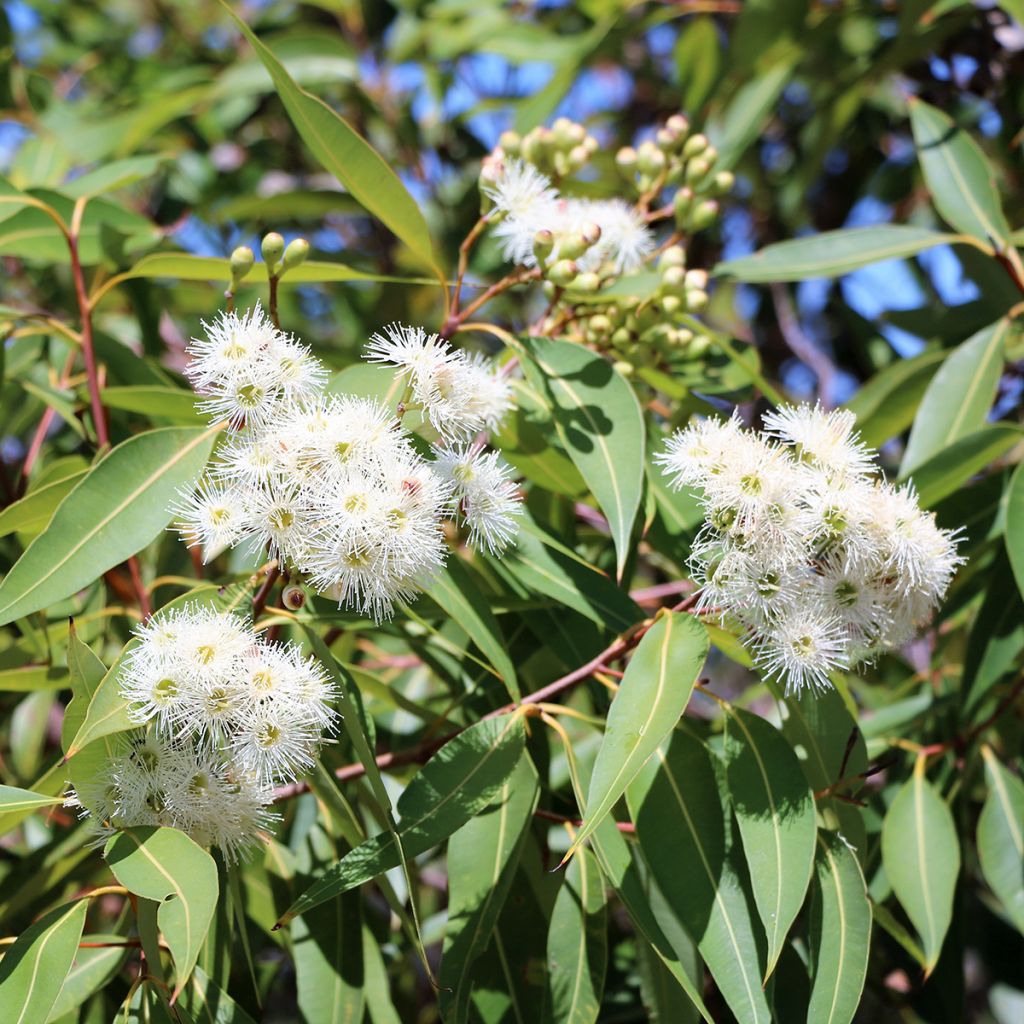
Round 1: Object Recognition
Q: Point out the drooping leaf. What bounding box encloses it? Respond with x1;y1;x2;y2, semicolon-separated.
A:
440;754;539;1024
0;783;63;814
0;424;219;628
900;318;1010;476
723;706;817;979
176;965;259;1024
807;832;871;1024
44;934;128;1023
426;558;519;698
909;98;1011;247
569;611;708;857
104;825;219;999
977;746;1024;935
284;712;526;919
716;226;955;283
880;762;959;973
220;3;441;278
546;847;608;1024
1002;462;1024;600
627;730;772;1024
519;335;646;580
60;154;167;199
908;424;1021;509
292;891;364;1024
0;899;88;1024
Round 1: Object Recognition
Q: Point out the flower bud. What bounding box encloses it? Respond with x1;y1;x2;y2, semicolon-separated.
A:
690;333;713;356
568;144;590;171
685;156;712;186
662;294;682;315
673;187;695;225
584;135;599;155
661;265;686;290
533;229;555;263
572;272;602;293
547;259;578;286
684;269;709;290
229;246;254;284
282;585;306;611
712;170;735;195
637;141;666;176
682;133;709;159
282;237;309;270
261;232;284;269
498;130;521;155
656;127;677;152
581;221;602;246
613;359;634;378
666;114;690;137
685;289;709;312
568;122;587;145
589;314;613;335
660;245;686;268
611;327;632;347
689;199;719;231
616;146;638;176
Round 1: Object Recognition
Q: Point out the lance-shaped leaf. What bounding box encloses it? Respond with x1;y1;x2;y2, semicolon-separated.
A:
807;832;871;1024
440;754;539;1024
1005;463;1024;601
567;611;708;859
977;746;1024;935
909;424;1021;509
0;783;63;814
0;469;88;537
909;98;1011;248
546;847;608;1024
0;898;88;1024
282;712;526;921
627;730;772;1024
219;3;441;279
104;826;219;1000
715;226;955;282
881;761;959;973
45;933;128;1021
427;558;519;698
519;335;645;580
292;891;364;1024
723;706;817;980
176;966;259;1024
900;318;1009;477
0;424;218;627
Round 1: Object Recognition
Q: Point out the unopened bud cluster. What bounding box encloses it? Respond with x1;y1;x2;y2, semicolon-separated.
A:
559;246;713;374
71;607;337;860
657;405;961;694
489;118;600;181
175;306;521;621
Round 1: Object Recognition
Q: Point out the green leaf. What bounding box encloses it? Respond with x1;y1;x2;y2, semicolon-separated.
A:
907;424;1021;509
284;712;527;919
519;336;646;580
807;832;871;1024
101;386;202;423
176;965;259;1024
909;98;1011;247
0;424;219;627
499;516;642;635
1003;462;1024;600
723;706;817;979
880;762;960;972
116;252;436;288
61;155;166;199
219;4;441;278
0;470;88;538
843;350;945;450
104;826;219;1000
425;558;519;698
627;730;772;1024
0;899;88;1024
292;892;364;1024
546;847;608;1024
44;934;128;1023
716;226;956;283
440;754;539;1024
0;665;68;691
0;783;63;813
901;319;1010;476
569;611;708;857
977;746;1024;934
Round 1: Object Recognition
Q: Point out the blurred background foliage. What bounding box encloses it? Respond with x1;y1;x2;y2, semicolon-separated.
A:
3;1;1024;1022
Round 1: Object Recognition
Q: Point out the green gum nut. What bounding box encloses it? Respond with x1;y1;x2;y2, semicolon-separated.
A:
661;265;686;291
572;272;602;293
660;245;686;268
636;141;666;176
589;314;613;334
673;187;695;225
613;359;634;378
661;294;682;315
712;170;735;195
583;135;599;155
553;151;572;177
690;333;713;356
499;130;521;155
616;146;638;176
682;133;708;159
686;289;709;312
533;228;555;263
283;237;309;270
666;113;690;141
685;156;712;186
261;232;285;269
547;259;578;286
229;245;254;284
611;327;632;346
689;199;719;231
656;127;678;152
568;144;591;171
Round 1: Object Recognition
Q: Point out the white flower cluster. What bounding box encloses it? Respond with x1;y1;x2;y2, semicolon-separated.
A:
176;307;521;620
75;606;337;860
484;159;654;276
657;405;962;693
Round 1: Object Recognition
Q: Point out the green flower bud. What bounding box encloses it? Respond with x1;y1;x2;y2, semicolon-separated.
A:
584;135;599;155
666;114;690;138
662;294;682;315
656;127;677;152
572;272;602;293
685;156;712;186
611;327;632;347
613;359;634;378
533;229;555;262
673;187;695;226
282;237;309;270
712;170;735;195
689;199;719;231
229;245;254;283
498;130;521;155
589;314;613;335
661;265;686;291
261;232;284;269
685;289;709;312
660;245;686;268
682;133;709;160
636;140;666;176
690;333;713;356
684;269;708;290
547;259;578;286
568;144;590;171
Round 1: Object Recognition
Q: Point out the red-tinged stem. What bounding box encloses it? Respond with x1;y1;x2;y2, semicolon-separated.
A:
534;808;635;834
127;556;152;622
68;198;108;449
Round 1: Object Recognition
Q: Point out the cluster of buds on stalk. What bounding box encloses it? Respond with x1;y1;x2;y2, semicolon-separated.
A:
226;231;311;312
488;117;600;182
